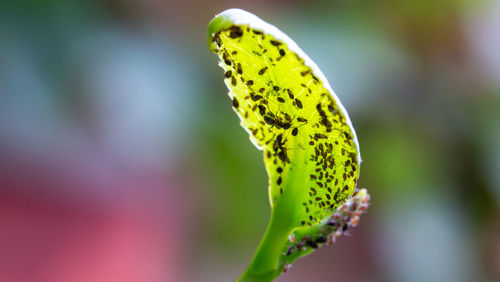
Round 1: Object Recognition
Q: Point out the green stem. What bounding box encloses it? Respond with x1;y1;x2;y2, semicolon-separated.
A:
237;205;294;282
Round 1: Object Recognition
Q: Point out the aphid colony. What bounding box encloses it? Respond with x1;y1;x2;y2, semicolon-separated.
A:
212;24;360;226
281;189;370;273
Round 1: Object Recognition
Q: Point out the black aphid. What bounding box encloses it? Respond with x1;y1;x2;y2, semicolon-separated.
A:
264;115;275;125
295;99;303;109
229;26;243;38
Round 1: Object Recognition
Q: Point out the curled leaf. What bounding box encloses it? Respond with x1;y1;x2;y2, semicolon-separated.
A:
207;8;369;281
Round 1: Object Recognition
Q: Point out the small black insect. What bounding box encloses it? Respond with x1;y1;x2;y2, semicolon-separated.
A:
276;133;283;145
316;236;327;243
276;121;291;129
270;40;281;46
229;26;243;38
306;241;318;249
251;94;263;101
258;105;266;115
278;149;287;162
212;33;222;47
264;115;275;125
314;133;327;139
295;99;303;109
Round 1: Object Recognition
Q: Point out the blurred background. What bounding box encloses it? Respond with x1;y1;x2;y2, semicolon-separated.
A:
1;0;499;281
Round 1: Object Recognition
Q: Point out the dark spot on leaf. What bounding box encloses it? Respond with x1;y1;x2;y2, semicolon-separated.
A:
278;150;287;162
295;99;303;109
316;236;327;243
307;241;318;249
264;115;275;125
300;70;310;76
258;105;266;115
251;95;263;101
270;40;281;46
277;121;291;129
229;26;243;38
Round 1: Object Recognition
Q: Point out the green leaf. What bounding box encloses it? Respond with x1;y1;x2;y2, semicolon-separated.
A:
207;8;369;281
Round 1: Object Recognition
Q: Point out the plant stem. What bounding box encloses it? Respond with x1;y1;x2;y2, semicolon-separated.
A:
237;205;294;282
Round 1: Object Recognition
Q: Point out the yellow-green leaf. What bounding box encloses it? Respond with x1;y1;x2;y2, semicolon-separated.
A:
207;8;368;281
208;9;361;226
